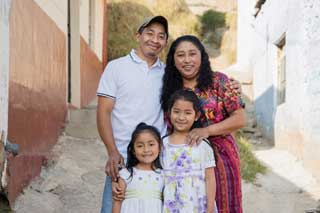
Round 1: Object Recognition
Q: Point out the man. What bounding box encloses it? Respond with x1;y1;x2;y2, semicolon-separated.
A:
97;16;168;213
97;16;241;212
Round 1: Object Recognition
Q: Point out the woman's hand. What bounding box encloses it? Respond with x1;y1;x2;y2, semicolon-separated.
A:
186;127;210;146
228;77;242;94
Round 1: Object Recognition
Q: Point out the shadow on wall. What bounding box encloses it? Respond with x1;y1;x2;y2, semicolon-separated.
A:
240;88;320;212
254;85;276;142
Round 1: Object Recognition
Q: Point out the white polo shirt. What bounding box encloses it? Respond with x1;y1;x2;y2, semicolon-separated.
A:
97;49;167;160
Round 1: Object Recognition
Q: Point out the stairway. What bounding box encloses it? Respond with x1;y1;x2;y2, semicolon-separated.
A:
64;99;100;139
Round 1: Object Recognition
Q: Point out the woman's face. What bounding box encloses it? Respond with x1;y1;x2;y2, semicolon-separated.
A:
174;41;201;83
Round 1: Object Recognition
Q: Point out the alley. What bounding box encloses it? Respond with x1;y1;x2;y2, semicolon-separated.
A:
12;129;320;212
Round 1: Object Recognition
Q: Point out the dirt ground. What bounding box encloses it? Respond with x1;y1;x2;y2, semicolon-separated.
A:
12;132;320;213
242;141;320;213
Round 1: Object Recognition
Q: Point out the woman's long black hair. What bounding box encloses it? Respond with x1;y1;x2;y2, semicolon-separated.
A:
126;122;162;179
161;35;213;113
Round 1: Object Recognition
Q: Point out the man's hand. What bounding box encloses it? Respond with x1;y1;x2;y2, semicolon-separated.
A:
228;77;242;94
186;127;209;146
106;151;124;181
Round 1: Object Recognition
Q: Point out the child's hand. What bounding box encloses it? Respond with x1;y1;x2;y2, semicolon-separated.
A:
112;179;125;201
186;127;209;146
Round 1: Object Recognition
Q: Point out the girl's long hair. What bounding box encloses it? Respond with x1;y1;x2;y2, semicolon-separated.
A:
161;35;213;113
126;122;162;179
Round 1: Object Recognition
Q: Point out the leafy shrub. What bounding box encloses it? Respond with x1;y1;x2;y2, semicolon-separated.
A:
107;2;153;60
200;9;226;34
236;132;267;182
107;0;201;61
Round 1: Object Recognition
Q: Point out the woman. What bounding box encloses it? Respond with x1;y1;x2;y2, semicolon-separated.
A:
161;35;246;213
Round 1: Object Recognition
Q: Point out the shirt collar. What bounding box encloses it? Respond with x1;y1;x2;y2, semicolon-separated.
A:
129;49;163;69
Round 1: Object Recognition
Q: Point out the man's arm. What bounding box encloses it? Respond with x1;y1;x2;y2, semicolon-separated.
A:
97;96;124;181
205;167;216;212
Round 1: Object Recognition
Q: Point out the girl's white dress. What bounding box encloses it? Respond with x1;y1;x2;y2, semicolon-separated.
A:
161;137;217;213
119;167;164;213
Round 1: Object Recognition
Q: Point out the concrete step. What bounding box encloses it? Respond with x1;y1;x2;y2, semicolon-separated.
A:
64;106;100;139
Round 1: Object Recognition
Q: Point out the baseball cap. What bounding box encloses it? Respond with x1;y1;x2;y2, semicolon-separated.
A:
137;15;169;38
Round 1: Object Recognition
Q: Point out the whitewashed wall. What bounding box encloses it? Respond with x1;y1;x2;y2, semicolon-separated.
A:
238;0;320;180
80;0;90;43
80;0;104;61
0;0;11;141
236;0;255;68
300;0;320;179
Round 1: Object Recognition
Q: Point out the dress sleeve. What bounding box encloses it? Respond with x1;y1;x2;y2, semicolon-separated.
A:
119;168;131;184
200;140;216;169
215;72;245;114
160;137;168;168
96;61;118;99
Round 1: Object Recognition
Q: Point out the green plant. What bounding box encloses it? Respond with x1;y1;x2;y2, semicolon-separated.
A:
236;132;267;182
107;0;201;61
107;2;153;60
200;9;226;34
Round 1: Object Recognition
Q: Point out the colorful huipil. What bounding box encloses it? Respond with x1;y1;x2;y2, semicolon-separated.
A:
193;72;244;213
161;137;217;213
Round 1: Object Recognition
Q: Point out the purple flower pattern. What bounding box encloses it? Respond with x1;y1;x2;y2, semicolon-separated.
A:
161;138;216;213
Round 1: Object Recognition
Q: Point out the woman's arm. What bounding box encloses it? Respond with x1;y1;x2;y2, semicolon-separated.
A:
112;178;126;213
206;108;246;136
187;108;246;145
205;167;216;212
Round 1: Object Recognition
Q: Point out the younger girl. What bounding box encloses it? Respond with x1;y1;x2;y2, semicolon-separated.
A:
161;89;217;213
112;123;164;213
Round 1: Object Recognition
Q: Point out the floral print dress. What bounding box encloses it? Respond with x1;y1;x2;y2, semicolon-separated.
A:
161;137;217;213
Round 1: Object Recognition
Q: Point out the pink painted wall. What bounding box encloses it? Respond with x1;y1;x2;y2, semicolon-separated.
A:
8;0;67;203
80;37;103;107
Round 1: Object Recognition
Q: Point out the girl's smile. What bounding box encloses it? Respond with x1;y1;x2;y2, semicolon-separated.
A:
133;131;160;170
170;99;198;133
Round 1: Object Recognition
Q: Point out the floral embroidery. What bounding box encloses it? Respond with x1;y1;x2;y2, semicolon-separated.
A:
193;72;244;126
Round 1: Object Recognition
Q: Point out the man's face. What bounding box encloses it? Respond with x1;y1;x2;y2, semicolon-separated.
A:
136;22;167;60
